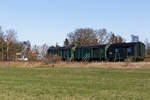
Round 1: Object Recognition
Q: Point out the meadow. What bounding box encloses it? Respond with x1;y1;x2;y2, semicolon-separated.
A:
0;65;150;100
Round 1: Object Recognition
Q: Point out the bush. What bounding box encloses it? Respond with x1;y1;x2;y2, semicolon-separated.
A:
43;54;61;64
26;53;38;61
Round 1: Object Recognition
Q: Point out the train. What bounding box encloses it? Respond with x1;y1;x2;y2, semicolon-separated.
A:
47;42;145;61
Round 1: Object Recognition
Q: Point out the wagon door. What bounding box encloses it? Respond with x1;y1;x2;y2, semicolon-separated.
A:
93;47;100;60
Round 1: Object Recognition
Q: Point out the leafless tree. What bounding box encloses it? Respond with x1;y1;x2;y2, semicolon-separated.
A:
67;28;98;46
109;33;125;44
32;45;39;54
5;29;17;60
38;44;49;57
96;28;110;44
0;26;5;60
144;39;150;57
22;41;31;54
64;38;69;46
118;36;124;43
109;33;117;44
55;42;60;47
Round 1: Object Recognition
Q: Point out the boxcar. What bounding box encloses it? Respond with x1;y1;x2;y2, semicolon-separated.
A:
107;42;145;61
47;46;77;60
74;44;111;61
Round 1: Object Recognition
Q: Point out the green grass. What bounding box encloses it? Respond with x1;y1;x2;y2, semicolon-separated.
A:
0;66;150;100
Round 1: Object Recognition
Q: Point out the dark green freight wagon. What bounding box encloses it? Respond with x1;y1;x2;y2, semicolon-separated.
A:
75;44;109;61
107;42;145;61
47;46;75;60
47;42;145;61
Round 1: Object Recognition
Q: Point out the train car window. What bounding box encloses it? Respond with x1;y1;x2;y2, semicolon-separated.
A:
101;49;104;54
109;52;112;55
127;47;131;53
115;48;119;53
127;47;132;55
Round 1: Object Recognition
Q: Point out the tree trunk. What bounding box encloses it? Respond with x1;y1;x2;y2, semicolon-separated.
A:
6;42;9;61
1;42;3;60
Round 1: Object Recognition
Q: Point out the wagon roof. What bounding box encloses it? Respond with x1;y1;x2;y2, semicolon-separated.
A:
48;46;73;50
77;44;106;48
110;42;144;47
48;42;144;50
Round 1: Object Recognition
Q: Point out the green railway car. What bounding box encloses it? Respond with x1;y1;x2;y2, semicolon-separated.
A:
75;45;108;61
47;46;75;60
107;42;145;61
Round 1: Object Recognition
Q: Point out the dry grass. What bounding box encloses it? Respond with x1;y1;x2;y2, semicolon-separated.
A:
53;61;150;69
0;61;150;69
0;61;44;68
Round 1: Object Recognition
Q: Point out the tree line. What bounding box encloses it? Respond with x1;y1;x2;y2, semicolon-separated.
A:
0;26;49;61
64;28;125;46
0;27;22;61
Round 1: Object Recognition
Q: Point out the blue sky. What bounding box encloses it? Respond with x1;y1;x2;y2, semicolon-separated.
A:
0;0;150;46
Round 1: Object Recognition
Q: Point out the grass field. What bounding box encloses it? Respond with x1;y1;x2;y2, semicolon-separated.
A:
0;66;150;100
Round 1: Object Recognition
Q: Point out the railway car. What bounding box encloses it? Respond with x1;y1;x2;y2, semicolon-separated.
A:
107;42;145;61
47;42;145;61
75;44;109;61
47;46;75;60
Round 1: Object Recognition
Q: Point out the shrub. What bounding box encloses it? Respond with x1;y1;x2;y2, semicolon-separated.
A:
26;53;38;61
43;54;61;64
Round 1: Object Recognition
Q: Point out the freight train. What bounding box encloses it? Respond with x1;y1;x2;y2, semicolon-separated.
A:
47;42;145;61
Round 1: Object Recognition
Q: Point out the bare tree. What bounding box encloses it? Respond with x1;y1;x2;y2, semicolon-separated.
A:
0;26;5;60
67;28;126;46
96;28;110;44
32;45;39;54
109;33;125;44
144;39;150;57
38;44;49;57
118;36;124;43
109;33;117;44
64;38;69;46
5;29;17;60
22;41;31;52
55;42;60;47
67;28;98;46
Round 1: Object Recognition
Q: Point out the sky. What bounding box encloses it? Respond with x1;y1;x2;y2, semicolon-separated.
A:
0;0;150;46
